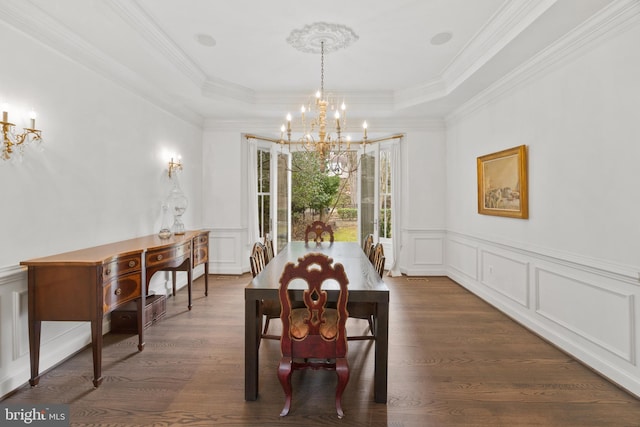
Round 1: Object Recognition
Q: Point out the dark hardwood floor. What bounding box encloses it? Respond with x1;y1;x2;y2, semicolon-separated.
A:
3;274;640;426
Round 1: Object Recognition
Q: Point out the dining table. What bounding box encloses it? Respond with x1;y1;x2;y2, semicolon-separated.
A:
244;241;390;403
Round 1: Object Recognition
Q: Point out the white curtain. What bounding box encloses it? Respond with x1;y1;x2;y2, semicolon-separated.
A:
247;138;260;246
388;138;403;276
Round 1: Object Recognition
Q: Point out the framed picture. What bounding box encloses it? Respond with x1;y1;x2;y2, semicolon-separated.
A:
477;145;528;219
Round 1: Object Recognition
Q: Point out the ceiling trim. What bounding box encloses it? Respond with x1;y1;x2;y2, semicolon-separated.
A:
446;0;640;125
442;0;558;91
108;0;207;87
395;0;558;110
0;0;203;127
202;77;256;105
204;116;445;133
106;0;561;114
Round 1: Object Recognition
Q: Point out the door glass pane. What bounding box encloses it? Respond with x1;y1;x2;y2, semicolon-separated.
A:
257;149;271;238
276;152;289;252
332;151;358;242
380;149;392;239
360;151;375;243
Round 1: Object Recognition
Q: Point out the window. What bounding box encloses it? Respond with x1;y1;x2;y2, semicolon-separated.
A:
257;148;271;238
379;148;392;239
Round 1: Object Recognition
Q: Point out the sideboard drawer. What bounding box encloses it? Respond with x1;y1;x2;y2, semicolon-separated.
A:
110;294;166;334
193;244;208;267
146;241;190;268
103;271;142;313
102;254;141;282
195;233;208;246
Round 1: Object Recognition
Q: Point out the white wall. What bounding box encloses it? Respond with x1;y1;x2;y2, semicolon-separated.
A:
401;127;448;276
445;10;640;396
0;21;203;396
202;127;248;274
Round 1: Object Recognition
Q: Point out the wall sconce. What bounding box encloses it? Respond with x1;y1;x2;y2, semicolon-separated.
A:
1;107;43;161
168;156;182;178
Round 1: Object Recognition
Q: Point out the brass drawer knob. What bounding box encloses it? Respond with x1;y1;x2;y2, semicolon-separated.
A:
157;254;163;261
115;288;122;296
128;260;136;267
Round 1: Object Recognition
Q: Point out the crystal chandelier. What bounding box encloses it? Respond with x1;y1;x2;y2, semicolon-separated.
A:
279;24;368;162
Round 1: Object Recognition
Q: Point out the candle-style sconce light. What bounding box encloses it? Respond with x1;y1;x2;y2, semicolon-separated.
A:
168;156;182;178
1;106;43;161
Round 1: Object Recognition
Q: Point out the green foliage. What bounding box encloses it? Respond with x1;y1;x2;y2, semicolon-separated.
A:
379;209;392;238
291;151;341;214
337;208;357;220
333;224;357;242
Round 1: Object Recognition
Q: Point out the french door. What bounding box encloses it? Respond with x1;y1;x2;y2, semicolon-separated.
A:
258;141;393;257
359;144;393;257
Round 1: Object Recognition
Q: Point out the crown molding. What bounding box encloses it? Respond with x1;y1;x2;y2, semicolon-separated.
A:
394;79;449;110
203;116;445;133
0;0;203;127
446;0;640;125
442;0;557;91
202;77;256;105
107;0;207;88
393;0;558;110
108;0;560;114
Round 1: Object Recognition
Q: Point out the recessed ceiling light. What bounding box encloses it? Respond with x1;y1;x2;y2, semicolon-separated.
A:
430;31;453;46
196;33;216;47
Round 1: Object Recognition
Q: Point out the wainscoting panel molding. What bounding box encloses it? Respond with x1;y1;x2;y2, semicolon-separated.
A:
209;228;245;275
446;237;478;280
402;229;446;276
480;249;530;308
446;231;640;398
536;267;635;364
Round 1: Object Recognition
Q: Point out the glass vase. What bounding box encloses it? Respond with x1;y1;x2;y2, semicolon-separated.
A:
167;175;188;235
158;203;172;239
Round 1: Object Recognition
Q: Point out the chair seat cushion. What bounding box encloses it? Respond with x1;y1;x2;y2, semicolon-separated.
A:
290;308;338;340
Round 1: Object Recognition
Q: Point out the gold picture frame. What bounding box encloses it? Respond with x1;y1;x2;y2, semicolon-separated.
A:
477;145;528;219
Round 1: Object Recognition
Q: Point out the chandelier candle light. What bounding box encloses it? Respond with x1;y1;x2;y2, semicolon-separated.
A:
280;23;368;160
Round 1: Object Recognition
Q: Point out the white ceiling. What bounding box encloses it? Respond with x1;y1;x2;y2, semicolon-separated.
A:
1;0;616;127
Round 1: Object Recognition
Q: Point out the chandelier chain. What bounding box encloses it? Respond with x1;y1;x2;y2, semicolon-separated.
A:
320;41;324;98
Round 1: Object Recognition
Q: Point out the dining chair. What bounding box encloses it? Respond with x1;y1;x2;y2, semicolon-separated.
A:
277;252;350;418
263;233;274;263
362;233;374;258
304;221;334;245
369;242;384;264
249;241;267;277
347;243;384;341
249;241;280;341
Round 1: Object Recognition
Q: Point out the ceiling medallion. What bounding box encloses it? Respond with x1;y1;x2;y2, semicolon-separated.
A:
286;22;359;54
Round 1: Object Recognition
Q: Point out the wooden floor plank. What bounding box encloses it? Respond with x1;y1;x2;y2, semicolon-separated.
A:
3;274;640;426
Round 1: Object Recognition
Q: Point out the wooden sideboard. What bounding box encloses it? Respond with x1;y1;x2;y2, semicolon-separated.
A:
20;230;210;388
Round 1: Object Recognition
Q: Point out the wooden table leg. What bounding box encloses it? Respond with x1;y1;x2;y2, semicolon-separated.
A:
374;301;389;403
187;266;192;310
245;295;260;400
136;294;146;352
204;263;209;296
171;271;177;296
28;319;41;387
28;269;41;387
90;318;104;388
